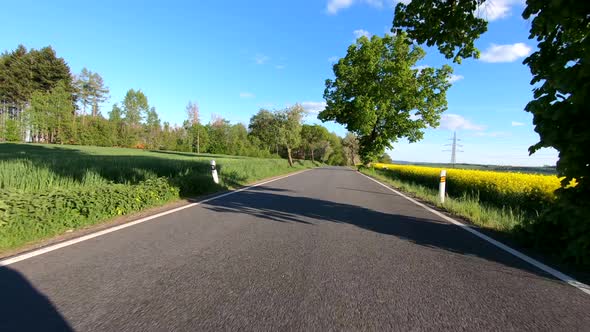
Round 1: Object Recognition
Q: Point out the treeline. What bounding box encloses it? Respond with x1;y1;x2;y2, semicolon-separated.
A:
0;45;360;165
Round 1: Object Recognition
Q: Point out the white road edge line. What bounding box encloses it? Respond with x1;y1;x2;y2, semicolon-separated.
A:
358;171;590;296
0;169;312;267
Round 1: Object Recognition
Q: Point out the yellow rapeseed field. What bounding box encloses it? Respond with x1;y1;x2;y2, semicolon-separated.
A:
371;163;562;213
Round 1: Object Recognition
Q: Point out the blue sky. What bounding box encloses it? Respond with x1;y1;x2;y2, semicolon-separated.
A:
1;0;557;166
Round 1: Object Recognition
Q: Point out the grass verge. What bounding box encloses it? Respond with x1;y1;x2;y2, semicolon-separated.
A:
360;167;529;233
361;166;590;281
0;143;318;252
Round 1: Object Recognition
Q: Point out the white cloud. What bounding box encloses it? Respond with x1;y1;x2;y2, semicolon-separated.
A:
511;121;525;126
254;54;270;65
327;0;386;14
440;114;485;131
476;0;524;21
353;29;371;39
301;101;327;114
275;65;285;69
327;0;354;14
328;56;340;63
448;74;464;83
239;92;255;98
480;43;531;63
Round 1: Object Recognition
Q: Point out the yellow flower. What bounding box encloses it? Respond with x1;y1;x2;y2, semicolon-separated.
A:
372;163;563;211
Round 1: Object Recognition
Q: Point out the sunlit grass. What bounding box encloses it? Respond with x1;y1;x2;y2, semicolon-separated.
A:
360;167;528;232
0;143;318;252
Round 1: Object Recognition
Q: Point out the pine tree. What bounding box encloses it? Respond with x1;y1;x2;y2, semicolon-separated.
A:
75;68;109;117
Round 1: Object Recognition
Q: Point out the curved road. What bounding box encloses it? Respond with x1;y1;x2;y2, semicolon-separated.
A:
2;167;589;331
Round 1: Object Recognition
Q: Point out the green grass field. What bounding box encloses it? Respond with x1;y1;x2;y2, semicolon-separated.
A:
0;143;318;251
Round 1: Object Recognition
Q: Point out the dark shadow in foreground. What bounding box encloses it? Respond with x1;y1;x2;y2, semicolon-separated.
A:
201;187;562;284
0;266;73;332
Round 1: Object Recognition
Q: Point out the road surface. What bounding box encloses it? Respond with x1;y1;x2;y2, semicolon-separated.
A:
2;167;589;331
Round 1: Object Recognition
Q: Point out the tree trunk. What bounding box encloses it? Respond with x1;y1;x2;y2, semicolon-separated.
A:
287;147;293;167
311;148;315;162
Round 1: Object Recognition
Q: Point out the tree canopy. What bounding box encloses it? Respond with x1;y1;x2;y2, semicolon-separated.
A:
393;0;487;64
342;132;360;166
301;124;330;162
392;0;590;264
249;109;279;153
275;104;305;166
319;33;452;163
74;67;109;117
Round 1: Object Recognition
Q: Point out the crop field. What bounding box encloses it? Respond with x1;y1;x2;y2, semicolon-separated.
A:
0;143;317;251
362;162;569;235
363;163;590;268
391;161;557;175
371;162;562;213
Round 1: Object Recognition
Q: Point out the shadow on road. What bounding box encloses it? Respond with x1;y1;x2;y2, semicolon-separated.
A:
202;186;559;282
0;266;73;332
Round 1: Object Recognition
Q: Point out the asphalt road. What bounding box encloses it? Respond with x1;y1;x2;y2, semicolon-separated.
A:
2;167;589;331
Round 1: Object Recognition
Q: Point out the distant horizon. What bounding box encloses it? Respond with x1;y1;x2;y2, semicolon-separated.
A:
390;159;556;169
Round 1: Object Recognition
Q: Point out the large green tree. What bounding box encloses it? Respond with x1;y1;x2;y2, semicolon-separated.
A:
29;81;75;144
206;118;231;154
248;109;279;153
276;104;305;166
319;33;452;164
121;89;149;146
0;45;75;142
301;124;330;162
145;107;161;149
122;89;148;126
75;67;110;117
325;131;347;165
393;0;487;63
392;0;590;265
108;103;125;146
342;132;360;166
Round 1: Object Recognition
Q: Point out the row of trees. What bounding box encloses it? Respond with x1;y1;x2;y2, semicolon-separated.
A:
0;45;111;144
249;106;351;166
0;45;366;166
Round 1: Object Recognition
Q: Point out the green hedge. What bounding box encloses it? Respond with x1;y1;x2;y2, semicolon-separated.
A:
0;178;179;250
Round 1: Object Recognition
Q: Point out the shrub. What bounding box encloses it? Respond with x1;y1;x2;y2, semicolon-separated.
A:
0;178;179;249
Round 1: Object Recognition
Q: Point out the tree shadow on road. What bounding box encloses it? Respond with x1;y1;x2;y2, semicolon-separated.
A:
201;186;563;283
0;266;73;331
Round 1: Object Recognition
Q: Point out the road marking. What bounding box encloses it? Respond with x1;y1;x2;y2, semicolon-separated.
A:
0;169;311;267
358;171;590;296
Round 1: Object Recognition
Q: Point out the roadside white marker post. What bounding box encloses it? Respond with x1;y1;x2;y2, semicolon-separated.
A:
439;169;446;204
211;160;219;184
